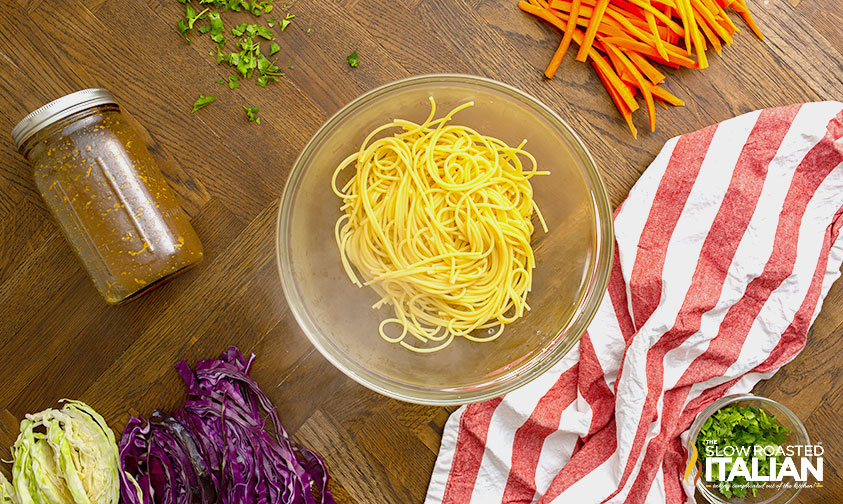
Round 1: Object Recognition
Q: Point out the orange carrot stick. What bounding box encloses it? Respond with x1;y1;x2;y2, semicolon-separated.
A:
645;7;669;61
697;15;722;53
601;36;697;67
545;0;583;78
577;0;610;61
691;0;732;43
603;40;656;131
732;0;763;40
651;85;684;106
592;60;637;138
546;7;629;38
673;0;693;53
626;50;666;84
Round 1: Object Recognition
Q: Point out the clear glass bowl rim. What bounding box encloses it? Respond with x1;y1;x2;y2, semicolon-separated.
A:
276;73;614;405
687;393;809;504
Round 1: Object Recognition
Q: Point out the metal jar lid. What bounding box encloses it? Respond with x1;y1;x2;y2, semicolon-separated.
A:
11;88;117;151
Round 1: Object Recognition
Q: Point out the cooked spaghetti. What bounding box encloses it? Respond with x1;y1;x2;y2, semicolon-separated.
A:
331;98;548;353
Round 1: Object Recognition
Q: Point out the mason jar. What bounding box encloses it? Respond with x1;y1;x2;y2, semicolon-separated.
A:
12;88;203;304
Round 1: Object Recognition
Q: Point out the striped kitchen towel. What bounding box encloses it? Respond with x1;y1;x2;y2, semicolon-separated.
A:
425;102;843;504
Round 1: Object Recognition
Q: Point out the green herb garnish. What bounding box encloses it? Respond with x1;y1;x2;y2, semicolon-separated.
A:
347;50;359;68
695;406;790;499
208;12;226;47
269;41;281;56
244;106;261;124
228;75;241;89
192;95;216;112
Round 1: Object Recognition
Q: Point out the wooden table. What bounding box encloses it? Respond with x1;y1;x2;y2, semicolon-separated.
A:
0;0;840;502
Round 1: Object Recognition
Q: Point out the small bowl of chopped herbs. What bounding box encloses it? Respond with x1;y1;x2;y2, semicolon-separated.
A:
687;394;810;504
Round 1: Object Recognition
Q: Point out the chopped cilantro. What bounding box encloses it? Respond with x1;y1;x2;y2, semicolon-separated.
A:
306;27;311;33
269;41;281;56
347;50;359;68
230;23;246;36
208;12;226;47
279;14;293;31
244;106;261;124
192;95;216;112
214;79;225;84
256;25;274;39
177;5;209;43
695;406;790;499
228;75;241;88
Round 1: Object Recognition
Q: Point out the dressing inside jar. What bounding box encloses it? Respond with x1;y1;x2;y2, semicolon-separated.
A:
12;89;203;304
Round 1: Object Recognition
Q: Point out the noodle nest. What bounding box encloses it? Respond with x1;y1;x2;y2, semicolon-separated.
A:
332;98;548;353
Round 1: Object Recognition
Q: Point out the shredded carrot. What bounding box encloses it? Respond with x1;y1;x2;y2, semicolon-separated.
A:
602;40;656;131
520;0;763;136
626;50;666;84
732;0;763;39
592;60;638;138
577;0;611;61
545;0;583;77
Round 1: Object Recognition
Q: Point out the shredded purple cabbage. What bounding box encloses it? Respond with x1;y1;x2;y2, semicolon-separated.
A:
119;347;335;504
119;412;216;504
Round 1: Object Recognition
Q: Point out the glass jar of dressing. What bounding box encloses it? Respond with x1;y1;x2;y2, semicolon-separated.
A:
12;88;203;304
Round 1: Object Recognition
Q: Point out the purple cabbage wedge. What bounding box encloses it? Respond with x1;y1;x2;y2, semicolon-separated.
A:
119;347;334;504
119;412;216;504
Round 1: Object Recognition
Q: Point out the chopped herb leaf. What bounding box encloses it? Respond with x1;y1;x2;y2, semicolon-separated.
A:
187;6;209;29
208;12;226;47
347;50;359;68
269;42;281;56
214;79;225;84
306;27;311;33
256;25;274;39
198;24;211;34
192;95;216;113
256;74;281;87
244;106;261;124
177;19;191;43
231;23;247;36
228;75;241;89
695;406;790;499
279;18;291;30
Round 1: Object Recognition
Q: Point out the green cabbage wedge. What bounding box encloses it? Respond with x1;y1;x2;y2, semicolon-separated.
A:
10;400;119;504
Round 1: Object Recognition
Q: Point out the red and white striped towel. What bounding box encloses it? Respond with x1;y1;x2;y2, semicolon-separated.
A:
425;102;843;504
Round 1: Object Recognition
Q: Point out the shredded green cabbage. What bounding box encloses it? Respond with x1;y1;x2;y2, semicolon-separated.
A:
0;472;15;504
9;400;120;504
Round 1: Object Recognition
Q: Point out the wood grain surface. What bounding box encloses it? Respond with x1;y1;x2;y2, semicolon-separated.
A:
0;0;841;502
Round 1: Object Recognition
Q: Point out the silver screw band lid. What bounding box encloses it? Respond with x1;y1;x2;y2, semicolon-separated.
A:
11;88;117;151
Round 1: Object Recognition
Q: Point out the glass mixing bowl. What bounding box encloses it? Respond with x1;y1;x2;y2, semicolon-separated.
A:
276;74;613;405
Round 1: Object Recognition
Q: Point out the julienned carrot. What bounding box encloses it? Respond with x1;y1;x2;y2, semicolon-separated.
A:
602;40;656;131
546;8;629;40
732;0;763;39
546;0;583;77
626;50;666;84
697;14;722;53
592;60;637;137
601;36;696;67
650;84;684;106
521;0;763;136
577;0;611;61
691;0;732;43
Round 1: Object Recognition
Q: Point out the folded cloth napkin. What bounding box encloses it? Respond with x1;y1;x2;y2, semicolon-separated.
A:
425;102;843;504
